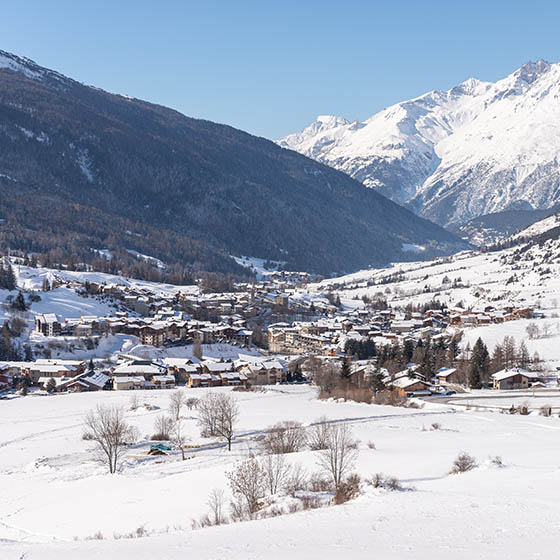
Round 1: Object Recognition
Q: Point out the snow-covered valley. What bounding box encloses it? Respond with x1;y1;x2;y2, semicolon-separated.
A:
4;386;560;559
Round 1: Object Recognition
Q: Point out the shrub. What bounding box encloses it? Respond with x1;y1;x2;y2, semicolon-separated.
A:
369;473;404;491
334;473;361;504
151;415;173;441
367;440;376;449
490;455;504;468
540;405;552;417
431;422;441;430
283;463;308;496
373;389;408;407
450;452;477;474
308;418;331;450
262;421;307;454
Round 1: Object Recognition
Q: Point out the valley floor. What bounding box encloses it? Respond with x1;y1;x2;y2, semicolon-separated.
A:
2;386;560;559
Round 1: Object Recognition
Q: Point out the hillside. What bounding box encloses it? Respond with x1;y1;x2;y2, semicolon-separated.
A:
0;51;464;277
281;60;560;228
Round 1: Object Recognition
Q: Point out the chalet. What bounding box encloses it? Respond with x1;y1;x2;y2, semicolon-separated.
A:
152;375;176;389
187;373;222;388
220;371;248;386
27;359;84;383
64;371;112;392
391;376;433;397
436;367;461;385
113;376;145;390
202;361;234;375
492;368;539;390
112;362;166;379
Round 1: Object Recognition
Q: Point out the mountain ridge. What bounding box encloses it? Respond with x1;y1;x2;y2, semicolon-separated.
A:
0;50;465;278
280;60;560;228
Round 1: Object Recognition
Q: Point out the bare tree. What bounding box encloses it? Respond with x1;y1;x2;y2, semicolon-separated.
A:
186;397;199;410
214;393;239;451
83;405;137;474
207;488;227;525
314;362;341;396
262;421;307;454
169;390;187;421
316;423;358;490
192;339;203;360
283;462;308;496
197;392;239;450
169;390;188;459
308;416;331;450
197;392;219;437
152;415;173;440
227;457;267;518
262;453;291;495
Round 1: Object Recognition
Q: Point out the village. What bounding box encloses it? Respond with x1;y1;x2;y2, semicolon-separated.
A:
0;258;552;401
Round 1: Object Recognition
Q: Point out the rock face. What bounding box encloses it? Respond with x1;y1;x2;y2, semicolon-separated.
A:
281;60;560;228
0;50;464;275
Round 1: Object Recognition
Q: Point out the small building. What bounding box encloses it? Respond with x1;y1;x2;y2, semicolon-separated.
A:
113;376;145;391
492;368;539;390
152;375;176;389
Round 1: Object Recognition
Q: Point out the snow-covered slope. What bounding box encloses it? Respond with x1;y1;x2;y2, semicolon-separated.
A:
510;211;560;241
280;60;560;227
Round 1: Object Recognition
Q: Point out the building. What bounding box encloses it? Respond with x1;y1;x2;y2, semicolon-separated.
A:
492;368;539;390
113;376;145;390
34;314;62;337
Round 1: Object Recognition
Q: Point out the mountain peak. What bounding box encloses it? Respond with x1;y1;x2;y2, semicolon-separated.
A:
315;115;350;127
514;59;551;84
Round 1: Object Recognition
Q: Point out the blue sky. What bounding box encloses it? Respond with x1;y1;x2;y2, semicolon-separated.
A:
2;0;559;139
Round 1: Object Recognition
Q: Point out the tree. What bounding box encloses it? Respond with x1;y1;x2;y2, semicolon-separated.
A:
227;457;267;518
153;415;173;440
526;323;539;340
41;278;51;292
314;362;340;396
192;339;203;360
262;421;307;454
11;291;28;312
518;341;530;368
262;453;291;495
502;336;517;369
83;405;137;474
0;262;16;291
340;357;352;381
169;390;188;459
469;338;490;388
46;377;57;394
316;423;358;490
207;488;227;526
197;392;239;450
88;358;95;373
214;393;239;451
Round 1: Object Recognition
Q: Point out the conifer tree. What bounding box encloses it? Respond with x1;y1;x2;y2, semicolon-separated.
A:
469;338;490;388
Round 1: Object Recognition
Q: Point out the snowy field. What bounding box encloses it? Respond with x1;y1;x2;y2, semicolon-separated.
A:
2;387;560;559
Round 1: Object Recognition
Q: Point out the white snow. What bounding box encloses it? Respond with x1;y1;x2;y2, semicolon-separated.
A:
280;60;560;226
2;387;560;558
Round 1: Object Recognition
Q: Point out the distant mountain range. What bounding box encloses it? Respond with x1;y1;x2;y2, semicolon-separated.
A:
280;60;560;229
0;50;466;277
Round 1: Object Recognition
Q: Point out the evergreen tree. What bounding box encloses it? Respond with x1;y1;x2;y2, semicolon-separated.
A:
11;291;28;312
340;357;352;380
469;338;490;388
88;358;95;373
46;377;57;394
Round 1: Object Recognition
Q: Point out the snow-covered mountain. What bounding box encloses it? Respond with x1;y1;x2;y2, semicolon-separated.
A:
280;60;560;228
